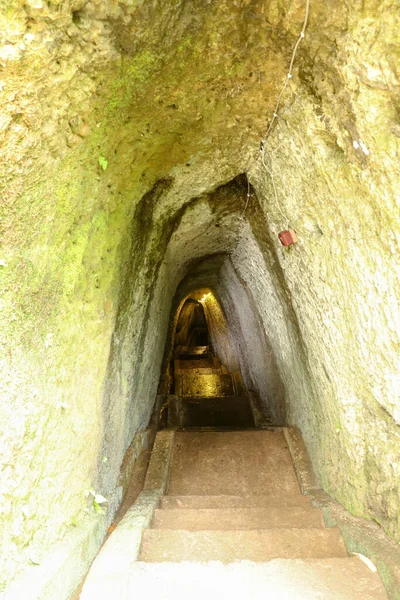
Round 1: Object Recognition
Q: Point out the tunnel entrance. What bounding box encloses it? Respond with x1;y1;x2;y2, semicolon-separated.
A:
164;290;255;429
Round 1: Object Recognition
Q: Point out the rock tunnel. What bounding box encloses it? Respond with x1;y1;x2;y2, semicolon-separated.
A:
1;0;399;597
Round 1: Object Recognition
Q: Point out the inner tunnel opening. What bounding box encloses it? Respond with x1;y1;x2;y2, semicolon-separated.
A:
158;279;275;430
174;297;210;353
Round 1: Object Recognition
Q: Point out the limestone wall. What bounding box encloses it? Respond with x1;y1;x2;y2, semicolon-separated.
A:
1;0;399;591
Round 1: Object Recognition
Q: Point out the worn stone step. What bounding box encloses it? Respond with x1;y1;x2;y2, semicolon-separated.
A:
180;395;254;428
177;359;213;370
152;506;325;530
122;558;389;599
160;494;312;510
167;431;300;496
177;346;209;357
179;426;265;432
179;367;221;374
139;528;347;562
176;373;234;397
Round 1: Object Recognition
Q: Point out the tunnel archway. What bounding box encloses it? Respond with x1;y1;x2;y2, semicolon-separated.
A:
2;0;400;592
162;285;257;428
157;251;289;429
99;174;297;496
174;298;209;352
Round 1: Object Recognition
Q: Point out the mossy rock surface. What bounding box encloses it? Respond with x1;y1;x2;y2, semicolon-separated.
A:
1;0;399;591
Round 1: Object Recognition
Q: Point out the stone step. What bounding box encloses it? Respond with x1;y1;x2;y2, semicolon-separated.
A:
123;559;389;599
177;359;213;370
167;431;300;496
179;426;263;432
177;346;209;357
179;367;222;375
176;373;234;397
139;528;348;562
179;395;254;428
151;506;325;530
160;494;313;510
179;361;222;375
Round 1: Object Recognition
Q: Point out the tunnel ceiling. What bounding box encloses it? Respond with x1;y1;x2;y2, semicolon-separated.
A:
1;0;400;590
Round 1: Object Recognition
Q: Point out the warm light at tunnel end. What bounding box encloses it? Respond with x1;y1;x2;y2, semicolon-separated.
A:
199;292;213;304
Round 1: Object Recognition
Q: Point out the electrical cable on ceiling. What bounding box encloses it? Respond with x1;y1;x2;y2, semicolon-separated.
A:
261;0;310;147
244;0;311;218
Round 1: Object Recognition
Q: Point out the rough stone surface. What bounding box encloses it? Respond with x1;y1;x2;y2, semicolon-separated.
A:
167;431;300;496
142;430;175;494
1;0;399;591
283;426;320;494
79;490;159;600
151;506;325;530
124;559;390;600
139;527;348;562
309;489;400;600
2;510;111;600
159;494;313;509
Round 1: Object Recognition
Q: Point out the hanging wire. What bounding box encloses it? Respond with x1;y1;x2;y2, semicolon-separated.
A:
261;0;310;147
261;151;289;223
243;0;311;218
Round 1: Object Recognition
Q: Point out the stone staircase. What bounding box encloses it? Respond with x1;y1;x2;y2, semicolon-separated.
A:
135;430;388;598
80;344;390;600
78;334;392;599
80;429;390;599
169;345;254;428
